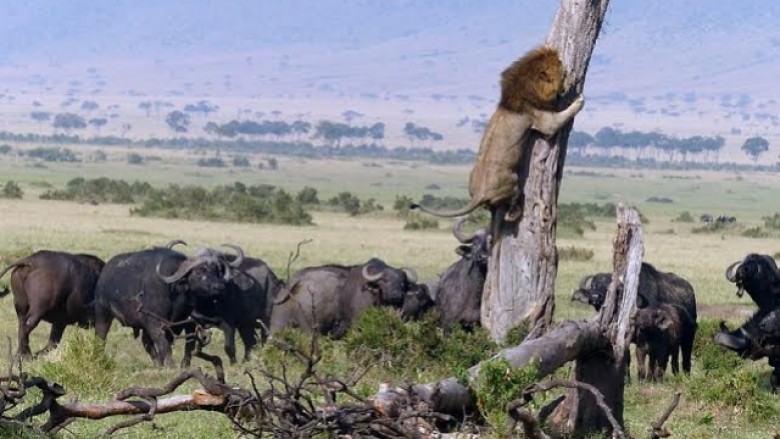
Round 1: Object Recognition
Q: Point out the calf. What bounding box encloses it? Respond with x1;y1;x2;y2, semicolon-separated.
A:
634;303;684;382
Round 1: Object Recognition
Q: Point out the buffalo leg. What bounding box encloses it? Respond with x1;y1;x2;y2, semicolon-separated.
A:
669;345;680;376
222;323;237;365
94;302;114;341
17;311;44;359
147;326;173;367
238;325;258;363
681;326;696;374
180;323;196;368
140;330;158;361
40;322;67;355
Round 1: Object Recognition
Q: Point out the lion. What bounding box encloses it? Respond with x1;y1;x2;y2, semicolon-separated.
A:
411;46;585;221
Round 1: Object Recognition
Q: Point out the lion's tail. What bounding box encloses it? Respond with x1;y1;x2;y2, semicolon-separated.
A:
410;198;483;218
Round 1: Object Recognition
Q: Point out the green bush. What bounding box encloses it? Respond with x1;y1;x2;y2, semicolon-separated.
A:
688;319;774;422
1;181;23;199
26;146;80;162
692;221;734;234
674;211;694;222
41;177;152;204
36;330;117;397
296;186;320;205
475;357;540;436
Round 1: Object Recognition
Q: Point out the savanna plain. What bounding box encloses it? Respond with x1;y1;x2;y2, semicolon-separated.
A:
0;147;779;438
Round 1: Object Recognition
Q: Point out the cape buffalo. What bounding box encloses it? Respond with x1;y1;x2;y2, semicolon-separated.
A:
634;303;683;382
0;250;105;358
716;254;780;389
270;258;422;337
571;262;697;379
432;217;490;329
185;244;283;365
94;247;235;367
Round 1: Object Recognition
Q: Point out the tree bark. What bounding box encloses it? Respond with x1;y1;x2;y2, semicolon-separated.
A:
481;0;611;342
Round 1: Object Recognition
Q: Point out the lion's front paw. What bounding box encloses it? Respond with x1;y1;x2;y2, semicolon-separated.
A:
573;95;585;111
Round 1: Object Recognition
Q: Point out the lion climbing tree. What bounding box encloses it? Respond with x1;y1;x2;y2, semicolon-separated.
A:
481;0;611;341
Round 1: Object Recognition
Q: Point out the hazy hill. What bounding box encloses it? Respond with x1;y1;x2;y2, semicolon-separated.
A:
1;1;778;160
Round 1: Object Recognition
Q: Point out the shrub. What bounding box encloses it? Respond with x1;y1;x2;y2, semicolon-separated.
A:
36;330;117;397
646;196;673;203
296;186;320;205
688;319;774;422
558;246;594;261
674;211;694;222
232;155;251;167
763;213;780;230
0;144;11;154
741;227;768;238
692;221;734;234
1;181;23;199
196;157;226;167
328;191;362;216
126;152;144;164
475;357;540;436
404;214;439;230
393;195;415;217
26;146;80;162
41;177;152;204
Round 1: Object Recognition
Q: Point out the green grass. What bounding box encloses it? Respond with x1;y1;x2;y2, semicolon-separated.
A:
1;153;780;437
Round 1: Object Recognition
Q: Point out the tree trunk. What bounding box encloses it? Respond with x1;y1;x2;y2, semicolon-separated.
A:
481;0;611;342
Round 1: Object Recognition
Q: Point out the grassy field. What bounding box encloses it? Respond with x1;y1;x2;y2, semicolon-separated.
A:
0;151;779;437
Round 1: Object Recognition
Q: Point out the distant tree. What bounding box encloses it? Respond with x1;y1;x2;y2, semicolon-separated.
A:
93;150;107;162
741;136;770;163
2;181;23;199
0;145;11;155
183;100;219;117
165;111;191;133
203;121;219;137
88;118;108;135
342;110;364;124
120;123;133;139
403;122;443;146
138;101;153;117
291;120;312;140
80;100;99;111
267;157;279;170
52;113;87;134
30;111;51;131
127;152;144;165
32;101;42;107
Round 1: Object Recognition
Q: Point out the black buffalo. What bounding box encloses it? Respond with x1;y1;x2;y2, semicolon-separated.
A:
572;262;698;379
431;217;490;329
0;250;105;358
716;254;780;388
270;258;423;337
186;244;283;365
94;246;235;367
633;303;684;381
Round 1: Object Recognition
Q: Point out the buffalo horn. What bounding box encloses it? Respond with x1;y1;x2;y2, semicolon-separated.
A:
221;243;245;268
452;216;477;244
578;274;594;290
156;257;208;284
401;266;418;283
724;259;741;282
362;264;384;282
165;239;187;250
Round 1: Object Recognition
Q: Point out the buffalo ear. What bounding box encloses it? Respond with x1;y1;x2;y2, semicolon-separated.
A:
656;313;672;331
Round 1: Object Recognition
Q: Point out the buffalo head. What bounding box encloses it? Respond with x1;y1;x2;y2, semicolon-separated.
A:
724;253;780;311
361;258;418;306
571;273;612;311
400;282;434;320
452;216;490;267
155;245;245;297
